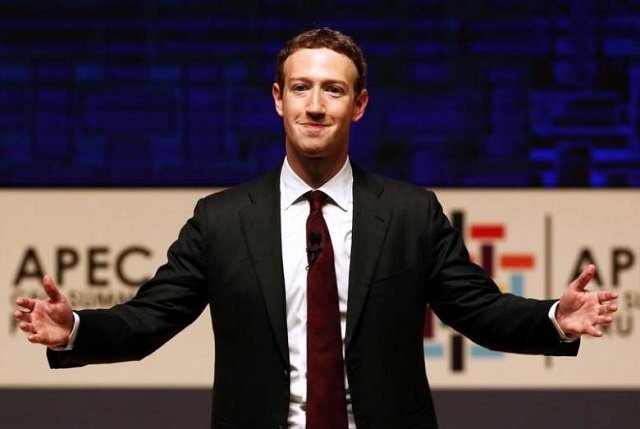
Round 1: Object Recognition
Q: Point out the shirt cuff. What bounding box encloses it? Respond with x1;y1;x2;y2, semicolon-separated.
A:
49;311;80;351
548;301;578;343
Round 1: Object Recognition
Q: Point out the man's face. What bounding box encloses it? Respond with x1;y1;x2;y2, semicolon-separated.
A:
272;48;368;169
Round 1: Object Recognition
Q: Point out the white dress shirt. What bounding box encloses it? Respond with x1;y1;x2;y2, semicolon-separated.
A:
279;157;355;428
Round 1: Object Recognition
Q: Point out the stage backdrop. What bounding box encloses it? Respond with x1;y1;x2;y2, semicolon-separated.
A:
1;189;638;388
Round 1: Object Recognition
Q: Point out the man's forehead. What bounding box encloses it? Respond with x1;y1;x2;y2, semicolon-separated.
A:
283;48;358;80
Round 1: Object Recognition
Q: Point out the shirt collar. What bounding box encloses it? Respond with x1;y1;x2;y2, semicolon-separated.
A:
280;157;353;211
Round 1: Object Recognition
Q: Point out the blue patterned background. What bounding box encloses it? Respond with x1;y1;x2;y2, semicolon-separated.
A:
1;0;639;187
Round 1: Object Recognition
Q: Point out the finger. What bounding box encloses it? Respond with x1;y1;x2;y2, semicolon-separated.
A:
19;321;36;334
27;333;46;344
571;264;596;292
27;331;59;347
595;314;614;325
15;297;35;312
14;310;32;323
584;324;603;337
42;275;61;301
582;316;614;338
588;328;603;337
600;304;618;315
597;290;618;303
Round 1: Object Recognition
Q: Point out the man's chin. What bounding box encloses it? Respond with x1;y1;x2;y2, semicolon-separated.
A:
294;144;331;158
286;140;346;163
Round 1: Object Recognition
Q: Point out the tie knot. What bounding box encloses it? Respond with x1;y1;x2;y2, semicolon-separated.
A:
306;190;328;212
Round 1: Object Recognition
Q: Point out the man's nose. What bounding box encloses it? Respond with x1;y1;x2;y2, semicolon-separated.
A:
306;89;325;115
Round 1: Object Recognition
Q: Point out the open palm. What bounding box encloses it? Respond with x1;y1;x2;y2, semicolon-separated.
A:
557;265;618;337
14;275;74;347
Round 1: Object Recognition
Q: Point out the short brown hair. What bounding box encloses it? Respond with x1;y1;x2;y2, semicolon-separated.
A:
275;27;368;94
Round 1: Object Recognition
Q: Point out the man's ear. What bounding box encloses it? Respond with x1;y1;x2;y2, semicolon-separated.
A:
272;82;284;117
352;88;369;122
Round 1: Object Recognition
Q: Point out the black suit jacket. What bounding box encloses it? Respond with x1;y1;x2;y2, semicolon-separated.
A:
49;166;579;428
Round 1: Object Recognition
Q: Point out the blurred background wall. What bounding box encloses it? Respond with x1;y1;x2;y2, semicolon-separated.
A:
1;0;639;188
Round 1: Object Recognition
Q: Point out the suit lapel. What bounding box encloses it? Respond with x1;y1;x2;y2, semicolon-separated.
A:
345;166;392;351
239;169;289;364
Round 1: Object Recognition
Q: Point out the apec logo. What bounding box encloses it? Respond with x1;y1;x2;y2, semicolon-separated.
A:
8;245;152;335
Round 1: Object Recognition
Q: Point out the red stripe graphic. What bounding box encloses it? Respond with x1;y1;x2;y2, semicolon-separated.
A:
470;224;505;239
500;254;535;269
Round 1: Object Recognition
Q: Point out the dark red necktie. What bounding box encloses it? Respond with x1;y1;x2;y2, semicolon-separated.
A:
305;190;348;429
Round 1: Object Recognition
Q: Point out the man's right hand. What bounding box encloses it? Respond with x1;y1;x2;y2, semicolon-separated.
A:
14;275;74;348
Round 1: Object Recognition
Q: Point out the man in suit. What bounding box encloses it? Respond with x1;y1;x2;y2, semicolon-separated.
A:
15;28;618;428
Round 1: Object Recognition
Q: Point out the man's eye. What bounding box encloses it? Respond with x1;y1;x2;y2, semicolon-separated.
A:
292;84;307;92
326;86;343;94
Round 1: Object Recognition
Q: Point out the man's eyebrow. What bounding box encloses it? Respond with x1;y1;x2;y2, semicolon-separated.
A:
288;77;350;86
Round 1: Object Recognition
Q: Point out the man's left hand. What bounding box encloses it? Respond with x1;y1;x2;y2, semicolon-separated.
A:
557;264;618;338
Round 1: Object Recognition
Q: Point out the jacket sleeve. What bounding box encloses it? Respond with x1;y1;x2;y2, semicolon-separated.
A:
423;192;579;356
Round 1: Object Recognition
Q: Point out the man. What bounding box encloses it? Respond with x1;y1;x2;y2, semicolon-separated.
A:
15;28;618;429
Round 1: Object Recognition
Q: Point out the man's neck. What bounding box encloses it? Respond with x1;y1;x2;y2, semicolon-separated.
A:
286;155;347;189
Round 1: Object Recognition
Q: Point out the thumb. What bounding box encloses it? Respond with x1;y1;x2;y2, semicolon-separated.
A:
571;264;596;292
42;275;62;302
